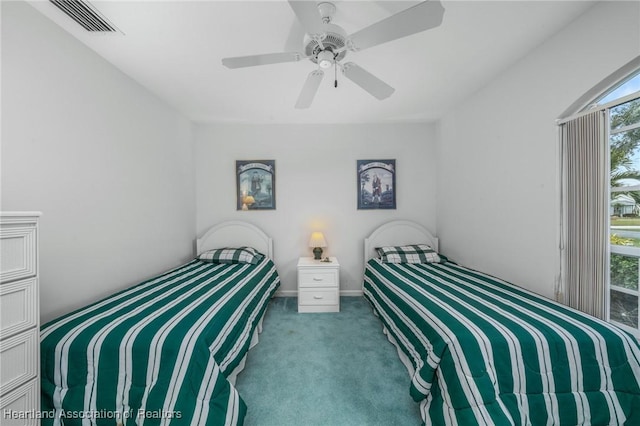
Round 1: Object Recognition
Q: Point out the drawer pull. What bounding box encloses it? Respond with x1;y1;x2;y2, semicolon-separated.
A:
313;277;323;281
313;295;323;299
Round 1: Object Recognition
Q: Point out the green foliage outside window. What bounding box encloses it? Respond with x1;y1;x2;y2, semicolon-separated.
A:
610;98;640;188
610;253;639;290
610;234;632;246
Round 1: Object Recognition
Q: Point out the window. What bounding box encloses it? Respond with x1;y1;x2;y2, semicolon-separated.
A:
605;72;640;334
599;73;640;106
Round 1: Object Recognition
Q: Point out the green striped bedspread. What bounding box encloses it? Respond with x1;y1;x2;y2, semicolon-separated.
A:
364;259;640;425
41;258;280;426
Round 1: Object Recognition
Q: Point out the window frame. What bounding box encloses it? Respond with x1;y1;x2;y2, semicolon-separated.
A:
606;91;640;337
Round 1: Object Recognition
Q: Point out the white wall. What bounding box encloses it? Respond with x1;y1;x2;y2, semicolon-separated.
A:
436;1;640;298
6;0;632;320
1;1;196;322
195;123;437;295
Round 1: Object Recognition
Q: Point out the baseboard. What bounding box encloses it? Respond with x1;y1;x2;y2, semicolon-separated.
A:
274;290;297;297
340;289;364;296
274;289;364;297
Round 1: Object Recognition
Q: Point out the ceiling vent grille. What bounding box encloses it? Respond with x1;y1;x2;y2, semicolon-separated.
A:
50;0;116;32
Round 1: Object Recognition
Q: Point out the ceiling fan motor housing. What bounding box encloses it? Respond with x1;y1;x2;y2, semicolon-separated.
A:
303;23;348;66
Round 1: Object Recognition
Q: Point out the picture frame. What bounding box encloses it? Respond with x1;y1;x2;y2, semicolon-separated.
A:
236;160;276;210
357;159;396;209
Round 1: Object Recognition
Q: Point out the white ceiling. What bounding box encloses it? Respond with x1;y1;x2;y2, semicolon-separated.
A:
28;0;595;123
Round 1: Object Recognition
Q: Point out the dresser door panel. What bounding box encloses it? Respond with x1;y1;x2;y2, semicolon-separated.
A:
0;328;38;396
0;278;37;339
0;225;37;283
0;378;39;426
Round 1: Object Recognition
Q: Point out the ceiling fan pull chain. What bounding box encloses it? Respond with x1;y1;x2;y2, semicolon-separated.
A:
334;61;338;88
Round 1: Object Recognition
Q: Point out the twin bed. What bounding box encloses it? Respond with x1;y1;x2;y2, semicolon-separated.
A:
363;220;640;425
40;221;280;426
41;219;640;425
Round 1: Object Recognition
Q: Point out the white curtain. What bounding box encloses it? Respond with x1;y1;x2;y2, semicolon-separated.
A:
560;110;608;319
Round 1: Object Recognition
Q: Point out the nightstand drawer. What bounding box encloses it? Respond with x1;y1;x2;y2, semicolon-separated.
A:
298;289;339;306
298;271;338;288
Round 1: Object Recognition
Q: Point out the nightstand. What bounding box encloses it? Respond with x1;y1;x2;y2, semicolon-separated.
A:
297;257;340;313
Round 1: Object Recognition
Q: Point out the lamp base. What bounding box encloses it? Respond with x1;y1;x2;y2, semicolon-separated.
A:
313;247;323;260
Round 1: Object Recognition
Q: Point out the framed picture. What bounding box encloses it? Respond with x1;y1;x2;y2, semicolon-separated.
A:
357;159;396;209
236;160;276;210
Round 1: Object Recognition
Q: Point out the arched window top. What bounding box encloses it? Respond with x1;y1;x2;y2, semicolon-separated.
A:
593;70;640;107
558;56;640;121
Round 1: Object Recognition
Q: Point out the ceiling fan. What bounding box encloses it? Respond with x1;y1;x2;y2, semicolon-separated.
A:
221;1;445;109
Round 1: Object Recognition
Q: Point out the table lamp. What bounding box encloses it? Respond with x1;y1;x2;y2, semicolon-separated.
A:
308;231;327;260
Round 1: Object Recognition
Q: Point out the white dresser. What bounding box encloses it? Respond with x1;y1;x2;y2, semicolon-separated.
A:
297;257;340;313
0;212;41;425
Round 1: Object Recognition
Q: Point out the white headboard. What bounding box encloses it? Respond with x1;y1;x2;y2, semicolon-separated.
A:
364;220;439;263
196;221;273;259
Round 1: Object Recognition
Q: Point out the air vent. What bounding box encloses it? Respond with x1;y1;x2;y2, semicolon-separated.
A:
50;0;116;32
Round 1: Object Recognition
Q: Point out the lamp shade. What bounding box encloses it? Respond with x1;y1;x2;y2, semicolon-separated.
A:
308;231;327;248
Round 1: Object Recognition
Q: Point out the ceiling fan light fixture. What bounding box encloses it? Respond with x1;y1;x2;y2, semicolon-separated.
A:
317;50;334;69
317;2;337;23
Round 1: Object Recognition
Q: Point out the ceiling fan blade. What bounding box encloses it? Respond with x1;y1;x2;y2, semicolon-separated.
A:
288;1;325;37
284;19;306;52
347;0;444;51
342;62;394;100
222;52;305;69
295;70;325;109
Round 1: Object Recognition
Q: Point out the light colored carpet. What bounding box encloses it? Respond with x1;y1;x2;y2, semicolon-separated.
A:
235;297;422;426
